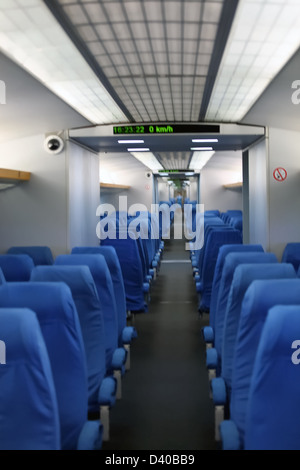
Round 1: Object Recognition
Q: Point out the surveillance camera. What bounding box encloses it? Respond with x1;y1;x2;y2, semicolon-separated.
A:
44;135;64;154
145;171;152;180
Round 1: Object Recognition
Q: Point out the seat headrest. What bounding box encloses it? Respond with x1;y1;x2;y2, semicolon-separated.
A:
0;255;34;281
7;246;54;266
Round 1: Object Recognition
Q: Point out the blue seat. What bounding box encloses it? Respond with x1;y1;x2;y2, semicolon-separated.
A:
211;263;296;440
30;265;117;440
221;210;243;225
0;282;103;450
0;308;60;450
220;278;300;450
54;254;127;396
206;251;278;379
7;246;54;266
71;246;137;369
197;228;243;312
101;234;149;313
0;268;6;285
202;244;264;346
205;210;220;217
281;242;300;271
244;305;300;450
191;218;224;270
0;254;34;281
137;216;160;276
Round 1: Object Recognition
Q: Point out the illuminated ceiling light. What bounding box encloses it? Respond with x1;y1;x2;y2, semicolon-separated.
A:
130;152;164;172
192;139;219;143
127;148;150;152
0;0;127;124
206;0;300;122
190;147;213;151
189;151;215;171
118;140;145;144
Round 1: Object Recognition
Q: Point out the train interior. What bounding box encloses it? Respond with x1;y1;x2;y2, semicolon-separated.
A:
0;0;300;452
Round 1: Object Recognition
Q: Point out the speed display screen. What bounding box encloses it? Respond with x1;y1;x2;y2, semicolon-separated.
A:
113;124;220;135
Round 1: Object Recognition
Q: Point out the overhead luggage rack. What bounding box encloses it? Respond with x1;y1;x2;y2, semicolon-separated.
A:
223;182;242;190
100;183;130;191
0;168;31;190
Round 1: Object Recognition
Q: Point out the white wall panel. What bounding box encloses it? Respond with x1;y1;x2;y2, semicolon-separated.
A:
0;134;68;257
248;138;269;251
67;141;100;250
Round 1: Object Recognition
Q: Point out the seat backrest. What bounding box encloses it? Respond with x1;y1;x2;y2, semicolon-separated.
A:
196;224;234;277
30;265;106;413
204;210;220;217
209;244;264;329
71;246;127;347
281;242;300;271
199;228;243;312
245;305;300;450
221;263;297;394
230;278;300;447
7;246;54;266
55;254;119;371
0;255;34;281
214;252;278;359
101;235;146;312
0;282;88;450
0;308;60;450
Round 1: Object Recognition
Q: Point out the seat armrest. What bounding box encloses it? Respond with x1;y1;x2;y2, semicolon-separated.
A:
122;326;138;344
196;282;203;293
219;420;241;450
98;376;117;407
202;326;214;343
211;377;227;405
143;282;150;293
206;347;218;369
111;347;127;371
77;420;103;450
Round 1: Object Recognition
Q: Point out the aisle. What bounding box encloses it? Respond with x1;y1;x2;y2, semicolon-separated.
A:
103;235;216;451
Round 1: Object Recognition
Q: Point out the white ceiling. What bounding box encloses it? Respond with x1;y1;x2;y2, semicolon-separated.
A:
1;0;300;170
0;52;90;144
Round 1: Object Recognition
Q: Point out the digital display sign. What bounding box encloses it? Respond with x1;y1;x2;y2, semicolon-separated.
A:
113;124;220;135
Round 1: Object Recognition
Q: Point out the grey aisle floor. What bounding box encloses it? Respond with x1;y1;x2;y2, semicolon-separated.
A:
103;235;216;451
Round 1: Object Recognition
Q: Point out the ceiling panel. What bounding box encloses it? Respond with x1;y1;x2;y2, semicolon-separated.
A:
49;0;226;122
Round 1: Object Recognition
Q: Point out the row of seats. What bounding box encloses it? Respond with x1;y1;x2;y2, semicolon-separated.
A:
188;209;243;313
201;240;300;450
99;210;166;314
0;242;155;450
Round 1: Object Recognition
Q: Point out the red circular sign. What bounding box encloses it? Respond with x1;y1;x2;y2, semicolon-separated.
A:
273;167;287;182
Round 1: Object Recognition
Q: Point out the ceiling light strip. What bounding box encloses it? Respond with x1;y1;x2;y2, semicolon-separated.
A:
205;0;300;122
0;0;128;124
191;147;214;151
189;151;215;171
130;152;164;172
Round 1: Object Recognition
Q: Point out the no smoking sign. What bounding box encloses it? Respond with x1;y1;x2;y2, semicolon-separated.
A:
273;167;287;182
